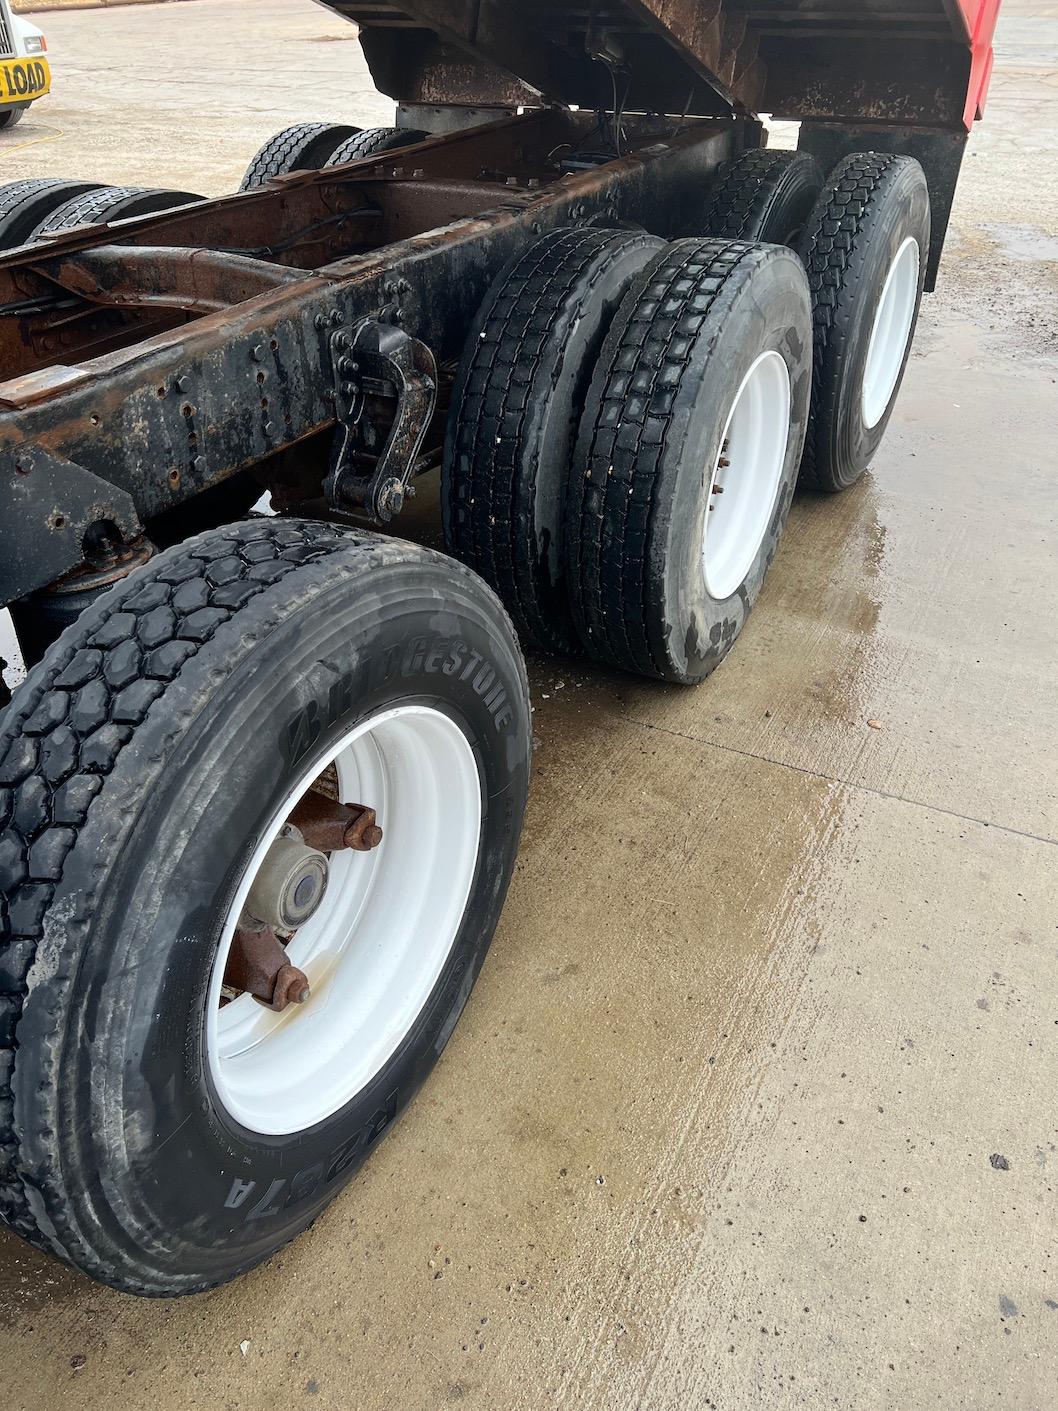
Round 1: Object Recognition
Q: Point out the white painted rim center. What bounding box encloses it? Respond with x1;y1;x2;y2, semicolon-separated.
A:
702;349;791;602
206;705;482;1136
862;236;920;430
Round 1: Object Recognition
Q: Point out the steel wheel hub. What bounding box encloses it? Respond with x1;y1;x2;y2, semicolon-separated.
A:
207;705;482;1135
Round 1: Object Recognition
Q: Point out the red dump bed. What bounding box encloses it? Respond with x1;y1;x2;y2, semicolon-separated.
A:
322;0;1000;132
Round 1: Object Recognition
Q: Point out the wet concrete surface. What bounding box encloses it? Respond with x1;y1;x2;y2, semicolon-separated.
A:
1;2;1057;1408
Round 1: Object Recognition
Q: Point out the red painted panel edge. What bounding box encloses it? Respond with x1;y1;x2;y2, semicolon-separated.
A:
959;0;1002;128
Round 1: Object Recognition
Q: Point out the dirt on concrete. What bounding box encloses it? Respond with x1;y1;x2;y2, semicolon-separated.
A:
0;3;1056;1409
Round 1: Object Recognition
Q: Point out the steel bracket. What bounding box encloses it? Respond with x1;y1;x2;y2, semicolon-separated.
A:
324;317;437;523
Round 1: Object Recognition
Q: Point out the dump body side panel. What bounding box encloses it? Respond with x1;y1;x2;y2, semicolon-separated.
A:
324;0;1000;131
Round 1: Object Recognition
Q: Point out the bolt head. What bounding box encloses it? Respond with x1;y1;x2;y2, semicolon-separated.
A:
270;964;312;1012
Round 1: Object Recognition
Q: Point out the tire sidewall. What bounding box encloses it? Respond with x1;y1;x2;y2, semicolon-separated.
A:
14;558;529;1291
756;156;823;245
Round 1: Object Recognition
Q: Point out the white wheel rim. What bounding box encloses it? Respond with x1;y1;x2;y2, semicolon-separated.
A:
702;349;791;602
861;236;920;430
206;705;482;1136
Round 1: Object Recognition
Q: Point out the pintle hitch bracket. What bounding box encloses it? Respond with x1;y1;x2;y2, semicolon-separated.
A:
324;317;438;523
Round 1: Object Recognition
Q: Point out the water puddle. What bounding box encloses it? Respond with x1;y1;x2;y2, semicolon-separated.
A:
981;222;1058;263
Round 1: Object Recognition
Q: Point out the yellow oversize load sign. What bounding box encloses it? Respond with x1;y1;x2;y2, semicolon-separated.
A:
0;56;51;106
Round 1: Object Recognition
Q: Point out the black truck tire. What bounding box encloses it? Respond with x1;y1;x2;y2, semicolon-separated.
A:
32;185;205;236
325;127;431;166
796;153;931;492
239;123;362;191
567;239;812;684
703;148;823;246
0;520;530;1296
443;226;664;655
0;178;106;250
0;105;27;131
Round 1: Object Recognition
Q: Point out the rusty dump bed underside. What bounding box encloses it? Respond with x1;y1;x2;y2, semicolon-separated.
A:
327;0;997;130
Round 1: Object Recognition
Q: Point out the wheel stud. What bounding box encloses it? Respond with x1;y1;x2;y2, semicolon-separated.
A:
224;926;312;1011
272;963;312;1011
290;792;383;852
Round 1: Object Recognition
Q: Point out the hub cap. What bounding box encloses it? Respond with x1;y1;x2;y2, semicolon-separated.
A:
206;705;482;1135
702;350;791;602
862;236;920;430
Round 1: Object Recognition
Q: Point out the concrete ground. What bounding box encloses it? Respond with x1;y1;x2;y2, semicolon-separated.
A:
1;2;1056;1408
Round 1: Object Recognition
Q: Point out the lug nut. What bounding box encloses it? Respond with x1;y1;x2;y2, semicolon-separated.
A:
224;926;312;1012
273;964;311;1010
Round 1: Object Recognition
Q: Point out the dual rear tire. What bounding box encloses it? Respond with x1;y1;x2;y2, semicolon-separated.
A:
704;147;931;492
445;228;813;683
445;150;930;667
240;123;432;190
0;178;202;248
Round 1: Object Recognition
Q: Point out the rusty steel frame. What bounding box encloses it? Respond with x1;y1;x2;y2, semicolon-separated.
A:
0;110;754;609
333;0;995;130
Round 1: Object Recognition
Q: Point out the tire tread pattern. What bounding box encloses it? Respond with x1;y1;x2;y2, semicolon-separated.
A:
568;238;760;679
445;226;660;653
796;151;912;489
0;179;105;250
0;521;398;1264
240;123;356;191
325;128;429;166
704;148;806;239
35;186;202;235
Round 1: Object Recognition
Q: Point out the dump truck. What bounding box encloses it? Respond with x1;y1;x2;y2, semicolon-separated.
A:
0;0;1000;1296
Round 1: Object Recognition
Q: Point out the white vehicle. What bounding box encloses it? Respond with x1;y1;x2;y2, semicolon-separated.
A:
0;1;49;131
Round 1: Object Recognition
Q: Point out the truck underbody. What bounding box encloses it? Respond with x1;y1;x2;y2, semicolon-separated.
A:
0;110;750;610
0;0;1001;1296
0;0;999;618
